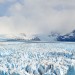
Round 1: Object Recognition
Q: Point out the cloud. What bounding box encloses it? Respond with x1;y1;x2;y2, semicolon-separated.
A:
0;16;14;34
0;0;75;34
0;0;18;3
0;0;5;3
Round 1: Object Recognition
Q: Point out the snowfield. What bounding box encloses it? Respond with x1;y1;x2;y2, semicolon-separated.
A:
0;42;75;75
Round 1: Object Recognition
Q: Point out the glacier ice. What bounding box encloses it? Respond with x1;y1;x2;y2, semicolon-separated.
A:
0;42;75;75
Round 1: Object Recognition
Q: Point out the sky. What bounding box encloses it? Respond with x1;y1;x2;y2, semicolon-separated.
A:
0;0;75;35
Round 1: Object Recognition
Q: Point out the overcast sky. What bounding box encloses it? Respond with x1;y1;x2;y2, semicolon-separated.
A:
0;0;75;34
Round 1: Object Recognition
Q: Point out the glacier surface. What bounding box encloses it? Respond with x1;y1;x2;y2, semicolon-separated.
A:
0;42;75;75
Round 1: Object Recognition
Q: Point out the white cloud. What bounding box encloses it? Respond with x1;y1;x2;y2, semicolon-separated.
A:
0;0;75;34
0;0;5;3
0;16;14;34
0;0;15;3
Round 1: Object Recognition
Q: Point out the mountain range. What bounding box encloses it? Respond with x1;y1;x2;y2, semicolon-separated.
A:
0;30;75;42
57;30;75;42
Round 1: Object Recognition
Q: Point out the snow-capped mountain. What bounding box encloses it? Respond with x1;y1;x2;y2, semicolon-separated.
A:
30;32;60;42
1;30;75;42
57;30;75;42
0;32;60;42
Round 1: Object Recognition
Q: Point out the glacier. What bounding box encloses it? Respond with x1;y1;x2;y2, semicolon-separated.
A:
0;42;75;75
